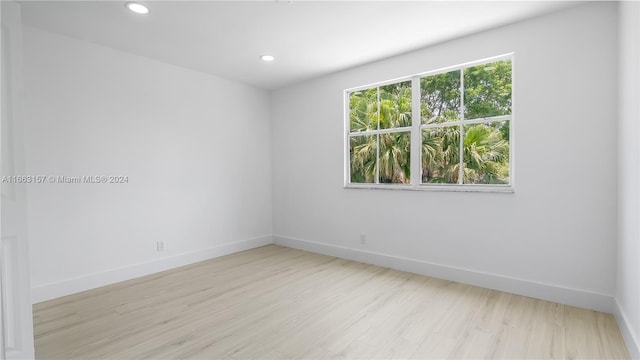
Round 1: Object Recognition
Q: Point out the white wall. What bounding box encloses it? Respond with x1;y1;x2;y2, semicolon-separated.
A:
23;26;273;302
272;3;618;312
617;1;640;357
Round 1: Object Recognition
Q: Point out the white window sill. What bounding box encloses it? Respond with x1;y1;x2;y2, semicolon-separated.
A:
344;183;515;193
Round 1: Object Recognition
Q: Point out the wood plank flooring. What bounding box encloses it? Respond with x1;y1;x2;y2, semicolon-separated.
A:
33;245;630;359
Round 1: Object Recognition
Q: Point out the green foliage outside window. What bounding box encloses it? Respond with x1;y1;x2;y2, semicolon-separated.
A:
348;59;512;187
349;81;412;184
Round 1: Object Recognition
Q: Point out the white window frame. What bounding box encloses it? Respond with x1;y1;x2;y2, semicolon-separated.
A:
344;53;515;193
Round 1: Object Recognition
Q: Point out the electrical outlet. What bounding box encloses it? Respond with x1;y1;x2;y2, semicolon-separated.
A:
359;234;367;245
157;241;165;252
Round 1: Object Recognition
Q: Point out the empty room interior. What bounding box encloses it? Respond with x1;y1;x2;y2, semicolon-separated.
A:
0;0;639;359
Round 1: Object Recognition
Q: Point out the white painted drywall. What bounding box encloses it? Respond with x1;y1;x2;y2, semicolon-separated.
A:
617;1;640;357
272;3;618;310
22;26;273;302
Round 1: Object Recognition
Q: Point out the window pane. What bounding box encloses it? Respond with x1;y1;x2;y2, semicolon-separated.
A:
462;121;510;184
349;88;378;132
379;81;412;129
350;135;377;183
421;70;461;124
464;60;512;120
379;132;411;184
421;126;460;184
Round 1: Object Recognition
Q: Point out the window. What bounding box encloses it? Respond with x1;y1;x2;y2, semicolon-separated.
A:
348;81;412;184
345;55;513;192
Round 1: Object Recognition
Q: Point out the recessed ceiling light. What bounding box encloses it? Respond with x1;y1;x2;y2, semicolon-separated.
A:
260;55;275;62
126;2;149;14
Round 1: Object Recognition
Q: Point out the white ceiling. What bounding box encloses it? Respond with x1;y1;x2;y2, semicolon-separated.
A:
20;1;578;90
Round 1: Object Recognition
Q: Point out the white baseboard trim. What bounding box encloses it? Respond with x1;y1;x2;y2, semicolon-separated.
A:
614;298;640;359
273;235;614;313
32;235;273;304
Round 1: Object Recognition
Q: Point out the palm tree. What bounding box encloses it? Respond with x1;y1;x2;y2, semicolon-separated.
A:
349;88;378;132
422;123;509;184
422;126;460;183
349;83;412;184
379;132;410;184
462;123;509;184
350;135;376;183
349;61;511;185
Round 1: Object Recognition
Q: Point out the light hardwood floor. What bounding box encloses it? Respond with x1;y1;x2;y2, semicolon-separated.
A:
33;245;630;359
